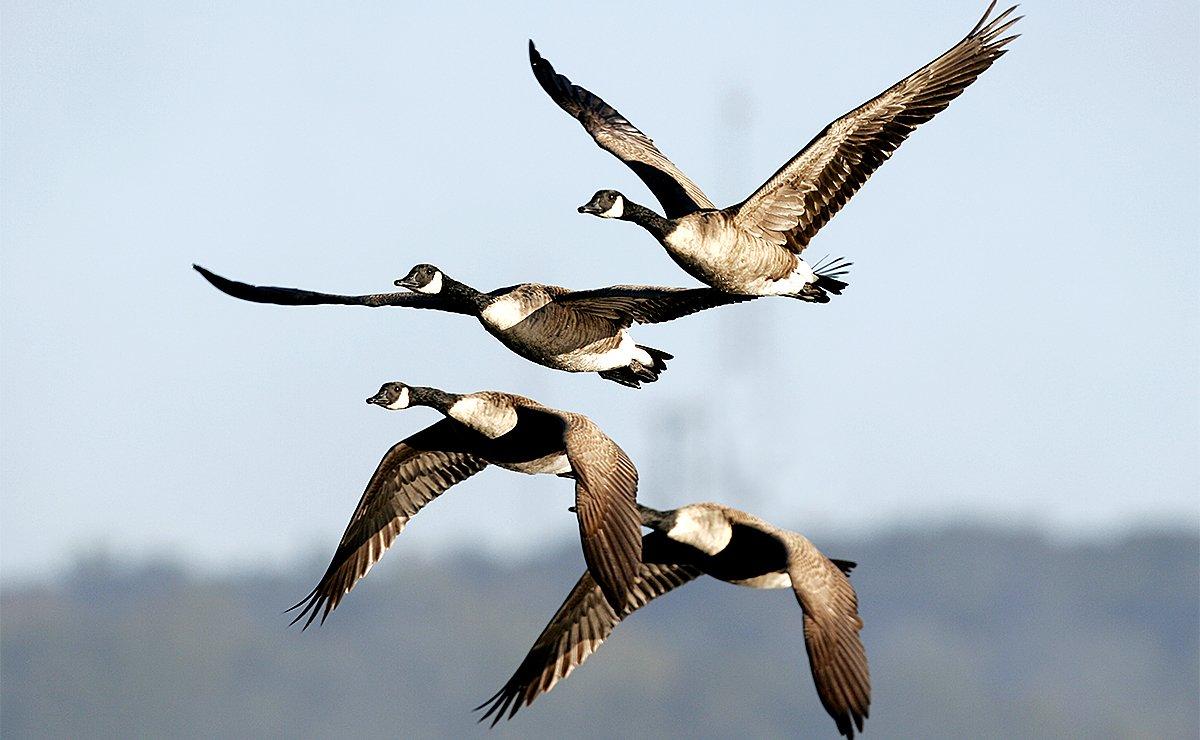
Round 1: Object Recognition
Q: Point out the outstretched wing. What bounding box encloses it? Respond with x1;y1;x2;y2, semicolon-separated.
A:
732;3;1021;254
789;540;871;739
558;285;758;328
287;420;489;629
476;532;701;725
193;264;471;313
529;41;714;218
563;417;643;611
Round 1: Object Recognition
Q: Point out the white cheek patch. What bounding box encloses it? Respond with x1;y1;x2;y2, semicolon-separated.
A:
600;196;624;219
667;509;733;556
415;272;443;294
385;387;410;410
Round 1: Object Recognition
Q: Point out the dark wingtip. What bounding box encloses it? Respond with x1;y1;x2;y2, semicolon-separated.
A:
284;590;324;630
192;263;231;291
831;558;858;576
472;689;511;727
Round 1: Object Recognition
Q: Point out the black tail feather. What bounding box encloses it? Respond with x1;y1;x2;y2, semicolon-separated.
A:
830;558;857;576
598;345;673;388
793;256;851;302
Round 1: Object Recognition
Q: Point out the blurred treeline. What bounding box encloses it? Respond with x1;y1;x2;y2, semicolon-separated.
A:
3;526;1197;739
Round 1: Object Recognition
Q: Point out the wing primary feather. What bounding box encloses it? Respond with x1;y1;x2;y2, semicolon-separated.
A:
528;41;714;217
474;548;701;724
730;4;1021;255
286;421;489;629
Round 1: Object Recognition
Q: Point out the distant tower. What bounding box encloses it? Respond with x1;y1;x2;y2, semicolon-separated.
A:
646;401;718;504
714;86;771;506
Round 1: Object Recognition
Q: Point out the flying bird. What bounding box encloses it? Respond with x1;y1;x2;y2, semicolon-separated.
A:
194;263;755;388
533;2;1020;300
478;502;870;738
288;382;643;627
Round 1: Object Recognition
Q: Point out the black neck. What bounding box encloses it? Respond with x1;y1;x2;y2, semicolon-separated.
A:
620;200;673;240
408;386;461;414
440;277;489;312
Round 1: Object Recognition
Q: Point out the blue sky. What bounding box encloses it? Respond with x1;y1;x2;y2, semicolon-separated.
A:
2;1;1197;580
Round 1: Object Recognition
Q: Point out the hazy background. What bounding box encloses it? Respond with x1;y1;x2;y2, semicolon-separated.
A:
2;1;1197;737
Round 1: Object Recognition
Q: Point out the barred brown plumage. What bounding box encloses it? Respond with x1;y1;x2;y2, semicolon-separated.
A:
539;2;1020;303
479;503;870;738
288;383;646;627
193;263;756;388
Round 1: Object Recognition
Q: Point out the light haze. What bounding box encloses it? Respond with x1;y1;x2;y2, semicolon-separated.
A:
2;1;1197;580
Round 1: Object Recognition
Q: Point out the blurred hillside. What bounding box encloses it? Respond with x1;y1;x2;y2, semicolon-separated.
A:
3;525;1197;739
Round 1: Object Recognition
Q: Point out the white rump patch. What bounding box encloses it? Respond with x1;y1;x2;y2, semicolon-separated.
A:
385;386;410;410
667;508;733;556
600;195;625;219
481;293;551;331
756;258;817;296
448;395;519;439
586;331;651;372
415;272;443;294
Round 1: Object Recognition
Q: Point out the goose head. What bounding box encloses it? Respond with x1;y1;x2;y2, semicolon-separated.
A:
395;264;445;294
366;381;413;410
635;503;674;529
578;190;626;219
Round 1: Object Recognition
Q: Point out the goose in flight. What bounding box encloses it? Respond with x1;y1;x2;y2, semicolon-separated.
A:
288;382;643;626
194;264;754;388
533;2;1020;300
478;502;869;738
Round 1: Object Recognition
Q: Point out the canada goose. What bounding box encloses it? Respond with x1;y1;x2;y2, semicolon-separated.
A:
478;502;869;739
194;264;755;388
287;382;642;625
533;2;1020;300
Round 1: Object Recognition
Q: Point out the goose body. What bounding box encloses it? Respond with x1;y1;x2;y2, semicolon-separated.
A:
288;382;643;628
479;502;870;739
535;2;1020;300
194;263;753;387
658;210;818;296
473;283;657;375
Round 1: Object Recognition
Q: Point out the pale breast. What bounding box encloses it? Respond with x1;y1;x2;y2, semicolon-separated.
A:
667;507;733;556
483;293;631;371
480;290;553;331
662;213;798;294
447;395;519;439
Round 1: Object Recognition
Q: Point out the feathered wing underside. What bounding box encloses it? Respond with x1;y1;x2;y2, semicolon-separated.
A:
557;286;758;327
732;2;1021;254
563;416;643;611
287;420;490;629
789;540;871;738
529;41;715;218
476;533;701;724
193;264;471;313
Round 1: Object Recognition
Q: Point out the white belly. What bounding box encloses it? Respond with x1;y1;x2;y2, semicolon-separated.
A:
481;294;551;331
566;330;652;372
729;572;793;590
501;453;572;476
746;259;816;296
